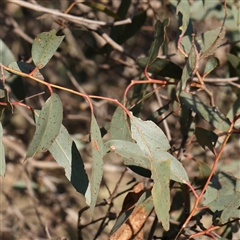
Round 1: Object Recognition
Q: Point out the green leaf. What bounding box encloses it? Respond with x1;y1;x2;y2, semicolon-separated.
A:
176;1;190;36
106;0;131;45
182;28;226;60
32;30;64;69
179;103;193;136
180;35;192;55
227;53;240;70
137;57;182;79
180;91;231;131
109;106;132;142
130;115;189;184
110;189;153;236
49;124;90;200
101;10;146;54
227;94;240;128
109;107;151;177
130;115;170;153
8;61;44;80
99;0;131;54
231;5;240;27
131;189;153;226
82;2;120;20
217;161;240;179
116;0;131;19
203;172;240;224
106;116;190;183
135;189;153;213
236;179;240;192
0;122;5;177
176;46;196;96
117;11;146;45
197;161;211;179
0;39;15;78
89;115;104;218
202;0;205;8
0;79;4;99
152;160;170;231
155;150;190;184
26;93;63;158
238;6;240;26
104;140;150;170
194;160;211;187
203;57;220;78
199;27;226;59
110;208;134;236
147;19;169;66
195;127;218;152
227;53;240;78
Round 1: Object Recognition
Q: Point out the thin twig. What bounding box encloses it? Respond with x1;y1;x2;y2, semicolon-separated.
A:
196;71;215;106
175;122;234;240
93;204;114;240
147;215;158;240
106;168;128;204
176;109;194;161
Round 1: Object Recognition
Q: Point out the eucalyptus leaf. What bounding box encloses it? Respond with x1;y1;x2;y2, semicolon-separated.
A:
176;1;190;36
33;110;90;202
203;172;240;224
195;127;218;152
32;30;64;69
176;46;196;96
104;139;150;170
108;107;151;177
116;0;131;19
100;2;146;54
147;19;169;66
199;27;226;59
49;124;89;200
130;115;189;184
227;53;240;70
180;91;231;131
203;57;220;77
118;11;147;45
152;160;170;230
26;93;63;158
110;106;132;142
0;39;15;79
130;114;170;153
194;160;212;187
180;35;192;55
137;57;182;79
89;115;104;218
8;61;44;80
0;122;5;177
227;94;240;128
110;189;153;237
238;6;240;26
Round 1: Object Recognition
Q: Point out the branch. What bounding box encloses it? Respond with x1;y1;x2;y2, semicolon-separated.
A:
194;77;239;83
7;0;132;28
7;0;132;55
